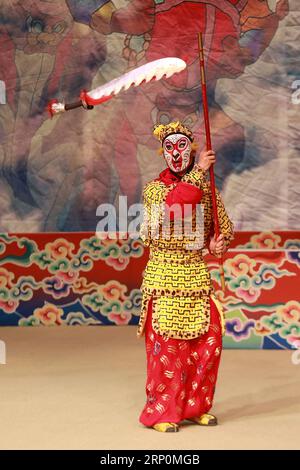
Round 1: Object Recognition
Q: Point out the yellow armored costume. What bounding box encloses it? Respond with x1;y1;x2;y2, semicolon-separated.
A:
137;123;234;340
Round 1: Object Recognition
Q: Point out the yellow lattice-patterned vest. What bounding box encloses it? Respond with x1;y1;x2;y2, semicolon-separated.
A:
137;164;234;340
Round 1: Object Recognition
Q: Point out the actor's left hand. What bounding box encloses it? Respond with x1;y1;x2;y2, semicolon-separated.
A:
198;149;216;171
209;234;225;257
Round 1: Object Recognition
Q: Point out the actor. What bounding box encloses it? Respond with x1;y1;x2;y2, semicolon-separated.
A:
138;121;234;432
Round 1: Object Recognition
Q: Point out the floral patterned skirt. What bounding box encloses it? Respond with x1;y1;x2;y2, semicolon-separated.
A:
139;296;223;426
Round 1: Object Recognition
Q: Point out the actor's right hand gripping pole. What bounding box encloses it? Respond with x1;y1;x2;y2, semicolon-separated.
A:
198;32;226;292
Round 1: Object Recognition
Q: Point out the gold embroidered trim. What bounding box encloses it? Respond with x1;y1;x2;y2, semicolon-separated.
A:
152;294;211;340
137;293;225;340
149;249;205;265
141;286;213;297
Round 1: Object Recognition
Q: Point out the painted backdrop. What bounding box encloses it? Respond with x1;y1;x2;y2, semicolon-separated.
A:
0;230;299;349
0;0;298;231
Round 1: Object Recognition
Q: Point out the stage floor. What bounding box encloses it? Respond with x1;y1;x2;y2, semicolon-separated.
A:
0;326;299;450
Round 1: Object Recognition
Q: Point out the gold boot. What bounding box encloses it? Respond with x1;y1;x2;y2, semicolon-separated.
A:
152;422;179;432
188;413;218;426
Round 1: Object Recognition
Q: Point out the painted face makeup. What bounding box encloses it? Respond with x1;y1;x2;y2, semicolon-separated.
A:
163;133;192;173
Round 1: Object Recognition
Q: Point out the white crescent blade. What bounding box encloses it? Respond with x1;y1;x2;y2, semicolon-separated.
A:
85;57;186;105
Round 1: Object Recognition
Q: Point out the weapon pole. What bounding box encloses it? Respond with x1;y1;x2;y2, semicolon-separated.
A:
198;32;225;291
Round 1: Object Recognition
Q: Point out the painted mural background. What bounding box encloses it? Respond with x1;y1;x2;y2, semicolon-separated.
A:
0;230;299;349
0;1;299;347
1;0;298;231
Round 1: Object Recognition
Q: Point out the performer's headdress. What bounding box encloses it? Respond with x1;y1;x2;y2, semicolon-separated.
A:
153;121;194;143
